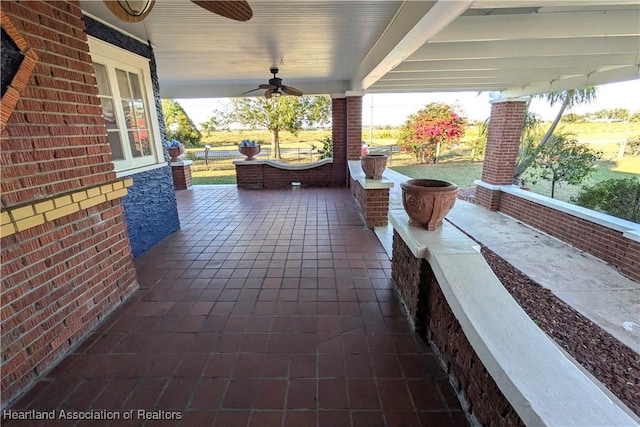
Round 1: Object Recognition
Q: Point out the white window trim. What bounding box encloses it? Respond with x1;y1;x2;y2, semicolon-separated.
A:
87;36;164;175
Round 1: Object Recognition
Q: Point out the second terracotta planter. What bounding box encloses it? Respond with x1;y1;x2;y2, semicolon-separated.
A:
361;154;388;180
400;179;459;231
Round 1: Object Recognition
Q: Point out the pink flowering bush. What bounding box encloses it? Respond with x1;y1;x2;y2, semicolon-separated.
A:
397;102;467;163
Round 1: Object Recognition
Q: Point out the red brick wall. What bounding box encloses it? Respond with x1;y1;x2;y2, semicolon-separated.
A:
171;164;192;190
349;177;390;227
331;98;347;186
480;100;527;186
1;1;116;207
235;163;263;189
391;231;424;327
331;95;362;186
391;232;525;426
235;162;334;189
346;96;363;161
499;193;640;282
475;186;501;211
1;1;138;406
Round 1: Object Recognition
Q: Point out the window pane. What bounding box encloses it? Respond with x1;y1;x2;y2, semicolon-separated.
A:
128;131;143;157
122;100;134;127
93;63;111;96
100;98;117;129
131;100;147;128
138;131;151;156
129;72;142;99
107;131;124;160
116;69;131;98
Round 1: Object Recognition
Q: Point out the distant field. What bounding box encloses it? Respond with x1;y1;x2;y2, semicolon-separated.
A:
190;121;640;185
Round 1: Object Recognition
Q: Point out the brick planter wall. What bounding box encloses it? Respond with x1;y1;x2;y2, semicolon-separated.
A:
0;1;138;406
171;162;193;190
349;177;390;227
235;162;334;189
391;231;426;330
391;231;524;426
499;192;640;282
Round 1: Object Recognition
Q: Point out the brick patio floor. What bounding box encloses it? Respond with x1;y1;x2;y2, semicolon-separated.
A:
6;187;468;427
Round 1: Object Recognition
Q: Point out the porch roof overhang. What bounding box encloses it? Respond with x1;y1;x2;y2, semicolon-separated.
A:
80;0;640;99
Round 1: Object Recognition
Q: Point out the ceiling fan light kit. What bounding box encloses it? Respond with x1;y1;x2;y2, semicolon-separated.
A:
104;0;155;22
243;68;303;99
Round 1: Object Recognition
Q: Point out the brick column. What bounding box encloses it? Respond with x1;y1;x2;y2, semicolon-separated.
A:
476;99;527;210
346;96;363;160
171;160;193;190
332;95;363;186
331;97;347;186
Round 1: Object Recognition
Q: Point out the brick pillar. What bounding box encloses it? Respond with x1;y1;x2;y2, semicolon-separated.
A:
332;95;363;186
171;160;193;190
332;97;347;186
477;99;527;210
346;96;363;160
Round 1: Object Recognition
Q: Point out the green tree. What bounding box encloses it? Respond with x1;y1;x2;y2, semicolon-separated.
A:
397;102;466;163
162;99;201;146
573;177;640;222
561;113;584;123
514;87;597;182
310;136;333;159
524;133;600;198
220;95;330;160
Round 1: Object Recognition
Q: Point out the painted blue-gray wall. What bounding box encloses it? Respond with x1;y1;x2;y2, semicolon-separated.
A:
84;16;180;258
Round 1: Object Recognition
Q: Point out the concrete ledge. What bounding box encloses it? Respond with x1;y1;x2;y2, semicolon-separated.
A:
475;180;639;240
347;160;395;189
234;158;333;170
170;160;193;167
389;209;637;426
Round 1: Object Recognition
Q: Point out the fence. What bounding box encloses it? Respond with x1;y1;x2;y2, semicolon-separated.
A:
185;145;403;169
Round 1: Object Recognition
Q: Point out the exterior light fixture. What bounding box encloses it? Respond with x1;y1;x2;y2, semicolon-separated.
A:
103;0;155;23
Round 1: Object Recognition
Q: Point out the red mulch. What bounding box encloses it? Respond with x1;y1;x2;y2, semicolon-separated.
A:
480;246;640;416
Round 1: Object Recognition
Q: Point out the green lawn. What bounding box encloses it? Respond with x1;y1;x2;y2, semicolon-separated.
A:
390;162;484;187
191;169;237;185
391;157;639;203
189;122;640;189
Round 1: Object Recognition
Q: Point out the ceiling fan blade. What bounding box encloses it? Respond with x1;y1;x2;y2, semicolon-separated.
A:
264;89;273;99
281;85;303;96
241;87;261;95
258;84;277;90
191;1;253;21
103;0;155;23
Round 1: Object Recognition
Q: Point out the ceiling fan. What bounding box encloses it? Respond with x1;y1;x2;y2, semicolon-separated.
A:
103;0;253;23
243;68;303;99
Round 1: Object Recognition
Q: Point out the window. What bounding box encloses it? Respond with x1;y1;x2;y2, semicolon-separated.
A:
88;37;163;174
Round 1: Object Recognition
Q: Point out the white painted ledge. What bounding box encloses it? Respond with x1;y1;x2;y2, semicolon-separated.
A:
233;158;333;170
475;180;640;242
348;160;395;189
389;209;637;427
170;160;193;167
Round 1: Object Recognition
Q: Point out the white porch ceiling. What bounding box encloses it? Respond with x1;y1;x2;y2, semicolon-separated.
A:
80;0;640;99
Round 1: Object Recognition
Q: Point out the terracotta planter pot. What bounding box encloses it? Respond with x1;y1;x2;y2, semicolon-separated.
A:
239;145;261;160
361;154;388;180
168;145;185;162
400;179;459;231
